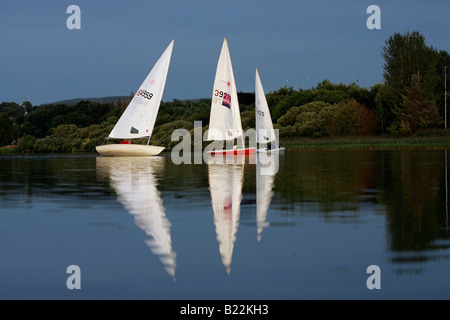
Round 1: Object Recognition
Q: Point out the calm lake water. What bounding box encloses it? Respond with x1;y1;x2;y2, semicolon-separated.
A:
0;150;449;300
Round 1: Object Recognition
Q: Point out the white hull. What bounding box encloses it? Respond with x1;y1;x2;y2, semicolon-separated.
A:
256;147;285;154
96;144;165;157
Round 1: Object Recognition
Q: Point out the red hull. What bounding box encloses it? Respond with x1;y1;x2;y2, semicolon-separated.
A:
206;148;256;156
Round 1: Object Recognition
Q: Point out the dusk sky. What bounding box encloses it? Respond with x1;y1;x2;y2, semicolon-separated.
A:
1;0;449;106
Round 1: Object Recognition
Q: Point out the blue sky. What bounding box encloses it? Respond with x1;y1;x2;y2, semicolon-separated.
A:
1;0;449;106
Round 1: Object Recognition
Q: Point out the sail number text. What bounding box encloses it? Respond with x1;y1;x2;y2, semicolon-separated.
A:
214;90;231;100
256;107;265;117
137;89;153;100
214;90;231;109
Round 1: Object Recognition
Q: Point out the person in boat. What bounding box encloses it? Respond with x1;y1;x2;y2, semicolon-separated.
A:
120;140;132;144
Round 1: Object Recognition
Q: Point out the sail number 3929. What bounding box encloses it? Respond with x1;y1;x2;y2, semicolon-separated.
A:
214;90;231;100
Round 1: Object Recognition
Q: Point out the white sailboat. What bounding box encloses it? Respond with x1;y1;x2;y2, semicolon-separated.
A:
96;156;177;279
96;40;174;157
206;38;256;156
208;157;245;274
255;68;284;153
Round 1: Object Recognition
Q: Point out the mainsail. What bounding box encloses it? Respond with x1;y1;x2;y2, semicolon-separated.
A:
255;68;277;145
108;40;174;140
207;38;243;142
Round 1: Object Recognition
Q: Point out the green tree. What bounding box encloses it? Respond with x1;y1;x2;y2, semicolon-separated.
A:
268;80;374;123
371;83;394;135
329;99;377;136
0;102;24;120
435;50;450;124
394;73;441;131
240;110;255;130
382;31;440;113
0;113;14;146
151;120;194;151
276;101;335;138
16;134;36;153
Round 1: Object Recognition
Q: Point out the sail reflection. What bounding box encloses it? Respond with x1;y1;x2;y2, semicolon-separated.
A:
96;156;176;279
256;153;279;241
208;156;245;275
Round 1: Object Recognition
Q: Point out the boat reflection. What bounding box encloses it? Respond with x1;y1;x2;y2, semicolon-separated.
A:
96;156;176;280
256;152;279;241
208;155;245;275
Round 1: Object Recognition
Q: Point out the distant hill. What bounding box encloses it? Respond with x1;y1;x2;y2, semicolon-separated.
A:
46;93;253;106
46;96;212;106
48;96;130;106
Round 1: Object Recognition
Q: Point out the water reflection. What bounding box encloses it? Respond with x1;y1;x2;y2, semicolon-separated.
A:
208;156;245;274
378;151;449;252
0;150;449;295
96;156;177;279
381;150;450;274
256;153;280;241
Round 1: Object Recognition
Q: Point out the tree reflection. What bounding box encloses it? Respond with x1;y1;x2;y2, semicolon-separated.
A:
275;150;450;260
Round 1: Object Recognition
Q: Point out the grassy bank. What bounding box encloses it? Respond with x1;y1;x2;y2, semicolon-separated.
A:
282;135;450;150
0;145;18;154
2;135;450;154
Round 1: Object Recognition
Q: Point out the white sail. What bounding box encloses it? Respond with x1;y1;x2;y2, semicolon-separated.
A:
96;156;177;279
208;160;244;274
207;38;243;141
109;40;174;139
255;68;277;144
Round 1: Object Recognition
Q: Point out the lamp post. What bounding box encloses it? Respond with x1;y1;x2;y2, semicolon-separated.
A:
445;66;447;129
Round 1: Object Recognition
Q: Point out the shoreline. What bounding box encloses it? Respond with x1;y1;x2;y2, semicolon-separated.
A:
280;135;450;151
2;135;450;154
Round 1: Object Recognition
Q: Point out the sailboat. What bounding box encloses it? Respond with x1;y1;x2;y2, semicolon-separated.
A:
96;40;174;157
96;156;177;279
255;68;284;153
205;38;256;157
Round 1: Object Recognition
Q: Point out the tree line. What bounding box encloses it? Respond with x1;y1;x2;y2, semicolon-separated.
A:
1;31;449;153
